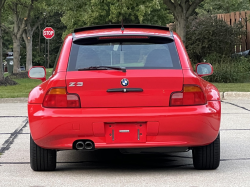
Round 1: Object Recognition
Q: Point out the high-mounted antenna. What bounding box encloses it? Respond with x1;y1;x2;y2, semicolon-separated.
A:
120;0;124;33
121;18;124;33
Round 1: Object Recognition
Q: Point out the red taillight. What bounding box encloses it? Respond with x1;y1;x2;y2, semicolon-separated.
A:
43;88;80;108
99;36;149;40
170;85;206;106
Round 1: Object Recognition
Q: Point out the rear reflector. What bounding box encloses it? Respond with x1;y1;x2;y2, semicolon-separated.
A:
43;87;80;108
99;36;149;40
170;85;206;106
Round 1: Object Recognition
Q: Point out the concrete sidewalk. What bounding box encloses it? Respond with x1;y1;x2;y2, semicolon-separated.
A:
0;98;28;103
220;92;250;100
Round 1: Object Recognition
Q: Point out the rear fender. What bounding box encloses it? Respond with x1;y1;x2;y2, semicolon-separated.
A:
173;34;219;101
28;80;49;104
28;72;67;104
182;69;220;101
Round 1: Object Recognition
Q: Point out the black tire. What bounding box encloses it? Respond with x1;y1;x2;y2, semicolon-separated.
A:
192;133;220;170
30;135;56;171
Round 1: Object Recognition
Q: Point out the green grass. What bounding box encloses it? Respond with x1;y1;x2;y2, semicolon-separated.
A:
212;83;250;92
0;69;53;98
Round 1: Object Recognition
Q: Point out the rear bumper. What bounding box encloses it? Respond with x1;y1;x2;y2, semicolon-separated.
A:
28;101;221;150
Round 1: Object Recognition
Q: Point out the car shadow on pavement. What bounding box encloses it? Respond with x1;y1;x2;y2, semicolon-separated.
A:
55;149;194;172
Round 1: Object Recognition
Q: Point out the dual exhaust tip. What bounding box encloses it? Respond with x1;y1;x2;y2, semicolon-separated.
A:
75;140;94;150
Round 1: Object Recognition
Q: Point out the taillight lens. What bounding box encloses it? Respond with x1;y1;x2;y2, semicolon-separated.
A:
43;88;80;108
170;85;206;106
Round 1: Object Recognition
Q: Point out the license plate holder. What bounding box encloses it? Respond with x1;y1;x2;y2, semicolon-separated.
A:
105;123;146;144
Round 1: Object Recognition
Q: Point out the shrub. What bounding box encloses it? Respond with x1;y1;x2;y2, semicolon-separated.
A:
186;16;244;63
203;53;250;83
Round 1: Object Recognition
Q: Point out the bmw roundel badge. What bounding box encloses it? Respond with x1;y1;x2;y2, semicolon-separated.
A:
121;78;129;87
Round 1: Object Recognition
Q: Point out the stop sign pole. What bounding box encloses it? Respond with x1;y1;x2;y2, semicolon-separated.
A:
43;27;55;68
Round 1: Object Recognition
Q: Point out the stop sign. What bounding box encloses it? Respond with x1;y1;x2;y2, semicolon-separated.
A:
43;27;55;39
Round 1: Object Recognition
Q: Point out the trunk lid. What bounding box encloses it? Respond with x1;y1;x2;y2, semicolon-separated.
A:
66;69;183;108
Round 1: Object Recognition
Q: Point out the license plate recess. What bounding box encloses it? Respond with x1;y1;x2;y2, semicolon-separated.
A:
105;122;146;144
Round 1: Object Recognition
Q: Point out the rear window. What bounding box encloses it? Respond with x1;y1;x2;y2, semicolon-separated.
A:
67;37;181;71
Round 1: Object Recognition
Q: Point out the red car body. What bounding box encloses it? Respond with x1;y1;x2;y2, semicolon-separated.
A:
28;25;221;171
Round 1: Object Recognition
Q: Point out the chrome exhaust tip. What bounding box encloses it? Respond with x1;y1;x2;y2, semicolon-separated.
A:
85;141;94;150
75;141;85;150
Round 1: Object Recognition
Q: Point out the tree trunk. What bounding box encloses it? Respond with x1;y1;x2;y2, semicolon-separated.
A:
23;31;33;70
12;38;21;73
0;10;4;80
163;0;204;46
25;37;32;70
175;16;187;46
23;18;43;71
10;1;34;73
12;3;21;74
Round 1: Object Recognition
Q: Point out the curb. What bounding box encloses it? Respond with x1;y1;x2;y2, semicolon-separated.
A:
0;98;28;103
220;92;250;100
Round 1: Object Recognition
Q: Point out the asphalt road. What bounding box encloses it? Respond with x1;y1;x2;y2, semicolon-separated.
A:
0;99;250;187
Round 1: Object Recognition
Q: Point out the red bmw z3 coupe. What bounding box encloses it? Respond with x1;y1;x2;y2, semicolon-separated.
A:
28;24;221;171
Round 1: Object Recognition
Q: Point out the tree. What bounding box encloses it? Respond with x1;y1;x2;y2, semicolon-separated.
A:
0;0;6;81
196;0;250;15
163;0;204;45
3;0;36;73
22;9;45;71
56;0;173;39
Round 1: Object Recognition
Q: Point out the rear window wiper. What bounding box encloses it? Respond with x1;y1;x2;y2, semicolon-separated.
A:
78;66;126;72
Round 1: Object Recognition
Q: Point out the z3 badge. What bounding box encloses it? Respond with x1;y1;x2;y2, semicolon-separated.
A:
69;82;83;87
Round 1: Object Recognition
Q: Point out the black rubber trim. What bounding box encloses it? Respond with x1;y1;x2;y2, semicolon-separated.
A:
107;88;143;93
74;24;169;33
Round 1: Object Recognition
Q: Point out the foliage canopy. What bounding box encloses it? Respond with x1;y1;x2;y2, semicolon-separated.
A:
57;0;173;39
196;0;250;15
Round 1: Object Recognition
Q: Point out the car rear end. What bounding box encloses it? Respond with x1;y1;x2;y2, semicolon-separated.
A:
28;25;221;171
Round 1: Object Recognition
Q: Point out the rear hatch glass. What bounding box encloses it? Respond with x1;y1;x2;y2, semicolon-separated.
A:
66;36;183;108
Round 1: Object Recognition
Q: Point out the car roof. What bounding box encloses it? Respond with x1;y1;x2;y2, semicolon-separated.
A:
73;24;172;40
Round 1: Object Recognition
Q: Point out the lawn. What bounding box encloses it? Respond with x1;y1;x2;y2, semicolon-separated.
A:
212;83;250;92
0;69;53;98
0;70;250;98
